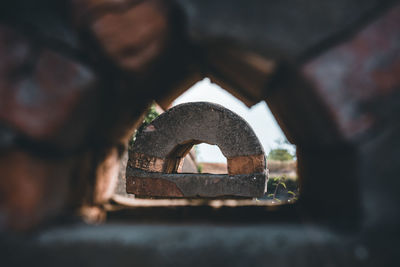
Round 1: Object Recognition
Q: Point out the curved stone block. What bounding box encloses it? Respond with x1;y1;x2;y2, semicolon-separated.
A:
127;102;267;198
130;102;266;175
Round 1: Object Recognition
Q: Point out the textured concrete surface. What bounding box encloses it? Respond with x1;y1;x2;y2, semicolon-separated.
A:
1;221;399;267
131;102;265;159
126;168;267;198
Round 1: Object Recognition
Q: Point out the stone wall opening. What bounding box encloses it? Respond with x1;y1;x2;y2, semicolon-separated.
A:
192;144;228;174
114;98;298;205
1;2;398;263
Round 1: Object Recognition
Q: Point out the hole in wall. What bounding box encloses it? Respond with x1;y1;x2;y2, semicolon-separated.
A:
179;144;228;174
114;78;299;206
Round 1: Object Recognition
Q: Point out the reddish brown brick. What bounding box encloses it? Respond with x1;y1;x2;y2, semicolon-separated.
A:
0;150;76;231
227;154;266;175
0;26;97;143
127;177;184;197
86;0;169;72
128;151;165;172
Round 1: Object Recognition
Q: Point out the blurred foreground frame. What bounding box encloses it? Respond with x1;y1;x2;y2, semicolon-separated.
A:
0;0;400;266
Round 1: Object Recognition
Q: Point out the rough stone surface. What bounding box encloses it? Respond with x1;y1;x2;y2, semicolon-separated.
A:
131;102;265;159
126;169;267;198
126;176;184;198
4;223;399;267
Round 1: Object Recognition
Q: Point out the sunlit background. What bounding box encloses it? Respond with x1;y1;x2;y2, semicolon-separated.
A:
172;78;295;163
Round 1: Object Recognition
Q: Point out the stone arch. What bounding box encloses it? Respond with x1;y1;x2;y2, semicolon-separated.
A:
128;102;266;175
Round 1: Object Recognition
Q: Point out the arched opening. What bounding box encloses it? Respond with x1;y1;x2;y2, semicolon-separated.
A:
160;142;229;174
164;139;200;173
179;143;228;174
116;77;299;204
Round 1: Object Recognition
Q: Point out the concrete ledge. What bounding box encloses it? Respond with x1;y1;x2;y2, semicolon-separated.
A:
126;168;267;198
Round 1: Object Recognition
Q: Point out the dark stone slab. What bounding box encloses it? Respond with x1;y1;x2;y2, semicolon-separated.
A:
175;0;393;60
126;168;267;198
5;222;397;267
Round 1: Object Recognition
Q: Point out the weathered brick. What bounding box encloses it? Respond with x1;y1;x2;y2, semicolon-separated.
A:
0;150;76;231
0;25;97;144
128;151;165;172
227;154;266;175
79;0;169;72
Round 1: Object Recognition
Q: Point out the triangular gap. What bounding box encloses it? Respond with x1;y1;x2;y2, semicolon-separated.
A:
172;77;296;159
172;77;298;202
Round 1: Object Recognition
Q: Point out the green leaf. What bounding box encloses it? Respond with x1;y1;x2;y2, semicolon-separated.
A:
267;194;274;198
288;191;296;196
279;182;287;189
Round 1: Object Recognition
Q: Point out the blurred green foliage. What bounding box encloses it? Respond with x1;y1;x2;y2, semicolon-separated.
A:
197;163;203;173
129;103;159;149
267;148;294;161
266;176;299;203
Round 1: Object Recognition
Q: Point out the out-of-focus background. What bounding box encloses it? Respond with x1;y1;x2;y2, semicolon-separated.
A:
173;78;296;163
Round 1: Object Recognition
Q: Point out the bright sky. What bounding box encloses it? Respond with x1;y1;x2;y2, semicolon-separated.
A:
172;78;295;163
